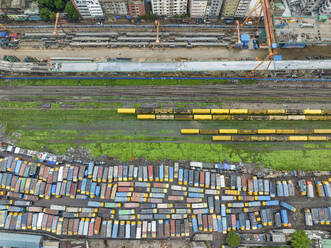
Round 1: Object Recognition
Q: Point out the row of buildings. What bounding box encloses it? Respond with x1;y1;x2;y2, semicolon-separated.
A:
299;0;331;15
72;0;253;19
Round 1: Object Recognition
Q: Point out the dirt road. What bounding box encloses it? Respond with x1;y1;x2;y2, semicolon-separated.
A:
1;46;330;62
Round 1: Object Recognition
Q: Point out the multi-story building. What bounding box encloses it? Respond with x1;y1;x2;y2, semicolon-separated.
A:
151;0;188;16
234;0;251;18
300;0;324;14
319;0;331;15
189;0;223;18
72;0;104;18
189;0;208;17
221;0;251;17
99;0;128;16
128;0;146;17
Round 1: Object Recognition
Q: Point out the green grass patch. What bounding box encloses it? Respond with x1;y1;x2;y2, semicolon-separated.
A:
0;78;256;87
1;106;330;171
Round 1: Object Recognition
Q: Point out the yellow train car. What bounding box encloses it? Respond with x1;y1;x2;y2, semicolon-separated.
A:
155;108;174;114
212;115;231;120
229;109;248;115
248;109;267;115
267;109;286;114
294;129;311;134
305;116;326;121
211;109;229;114
250;136;271;141
137;114;155;120
270;136;287;141
238;130;257;134
174;115;193;121
313;129;331;134
288;136;308;141
308;136;328;141
231;136;250;141
302;109;323;115
212;136;232;141
117;108;136;114
181;129;199;135
288;115;306;120
257;129;276;134
192;109;211;114
275;129;296;134
268;115;288;120
232;115;250;121
250;116;268;121
199;130;219;135
156;115;175;120
194;115;212;120
219;129;238;134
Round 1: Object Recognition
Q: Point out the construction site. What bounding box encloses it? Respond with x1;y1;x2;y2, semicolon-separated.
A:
0;0;330;247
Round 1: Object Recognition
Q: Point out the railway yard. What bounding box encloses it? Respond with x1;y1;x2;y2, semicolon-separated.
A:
0;15;330;248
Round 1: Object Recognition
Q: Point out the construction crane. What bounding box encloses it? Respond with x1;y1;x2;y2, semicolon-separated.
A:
53;13;60;36
235;20;242;48
152;20;164;49
241;0;279;75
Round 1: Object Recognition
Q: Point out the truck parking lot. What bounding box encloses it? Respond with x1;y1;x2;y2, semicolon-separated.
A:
0;142;330;244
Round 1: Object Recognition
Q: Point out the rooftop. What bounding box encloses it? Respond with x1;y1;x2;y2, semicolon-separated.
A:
0;232;43;248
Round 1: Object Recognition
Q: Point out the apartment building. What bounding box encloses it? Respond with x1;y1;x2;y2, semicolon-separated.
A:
151;0;188;16
99;0;128;15
319;0;331;15
189;0;208;17
221;0;251;17
300;0;324;14
72;0;104;18
189;0;223;17
128;0;146;17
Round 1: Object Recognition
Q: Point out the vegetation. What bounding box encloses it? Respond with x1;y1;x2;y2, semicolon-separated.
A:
65;1;80;20
0;79;255;87
0;101;330;170
226;231;241;248
37;0;79;21
290;230;311;248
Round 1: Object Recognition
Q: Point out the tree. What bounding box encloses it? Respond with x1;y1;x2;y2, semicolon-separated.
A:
226;231;241;248
38;0;55;9
65;1;80;20
291;230;311;248
54;0;66;11
39;7;51;21
49;11;57;21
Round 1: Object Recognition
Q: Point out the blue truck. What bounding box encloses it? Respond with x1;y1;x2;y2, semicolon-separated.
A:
280;202;296;212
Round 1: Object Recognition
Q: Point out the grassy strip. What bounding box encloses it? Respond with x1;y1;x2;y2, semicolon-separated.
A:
0;79;255;86
15;140;331;171
1;107;331;171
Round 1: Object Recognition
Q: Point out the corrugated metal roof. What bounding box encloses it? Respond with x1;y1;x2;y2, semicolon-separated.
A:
0;232;42;248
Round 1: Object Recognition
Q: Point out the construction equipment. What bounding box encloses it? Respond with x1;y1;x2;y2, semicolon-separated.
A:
241;0;279;76
53;13;60;36
235;20;242;48
152;20;164;49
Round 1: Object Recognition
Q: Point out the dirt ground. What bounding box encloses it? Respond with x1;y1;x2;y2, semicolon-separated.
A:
1;46;331;62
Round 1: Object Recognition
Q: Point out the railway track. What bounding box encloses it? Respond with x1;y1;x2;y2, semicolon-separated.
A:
0;85;330;98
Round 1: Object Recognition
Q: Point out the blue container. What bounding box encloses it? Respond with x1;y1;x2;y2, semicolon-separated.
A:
159;165;164;181
0;32;8;38
280;209;288;226
274;55;283;61
14;160;22;175
192;216;198;232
